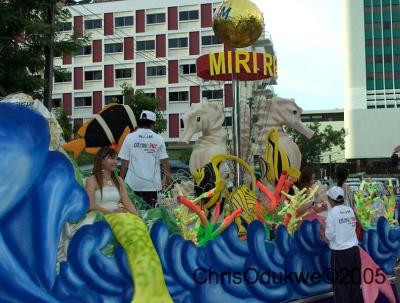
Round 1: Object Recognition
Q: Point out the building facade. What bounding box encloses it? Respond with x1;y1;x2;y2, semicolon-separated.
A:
344;0;400;161
53;0;274;144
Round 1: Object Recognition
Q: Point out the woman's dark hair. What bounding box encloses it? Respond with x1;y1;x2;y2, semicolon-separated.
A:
335;165;348;187
93;146;120;197
295;166;314;190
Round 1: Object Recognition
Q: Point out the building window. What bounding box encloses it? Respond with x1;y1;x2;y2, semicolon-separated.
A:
105;42;123;54
75;45;92;56
52;98;62;107
202;35;221;46
169;91;189;102
115;68;133;79
84;19;102;30
168;37;188;48
137;40;155;51
84;70;102;81
180;64;196;75
105;95;123;104
222;116;232;127
146;13;165;24
179;10;199;21
364;5;399;14
115;16;134;27
74;96;92;107
147;66;166;76
202;89;223;100
145;92;156;98
60;22;72;31
54;72;72;83
366;55;394;63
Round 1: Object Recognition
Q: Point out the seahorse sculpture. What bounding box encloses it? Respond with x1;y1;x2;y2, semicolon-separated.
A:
105;213;173;303
181;102;227;205
240;94;314;184
183;95;314;185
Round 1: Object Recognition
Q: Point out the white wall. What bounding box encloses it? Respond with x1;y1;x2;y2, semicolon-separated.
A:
345;108;400;159
343;0;367;111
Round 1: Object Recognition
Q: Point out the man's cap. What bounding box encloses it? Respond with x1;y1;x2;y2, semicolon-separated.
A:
327;186;345;202
140;110;156;122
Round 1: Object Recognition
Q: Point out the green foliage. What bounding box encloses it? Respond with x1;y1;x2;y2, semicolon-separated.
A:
284;121;346;167
53;107;72;141
75;152;96;166
0;0;88;97
168;148;192;163
121;82;167;133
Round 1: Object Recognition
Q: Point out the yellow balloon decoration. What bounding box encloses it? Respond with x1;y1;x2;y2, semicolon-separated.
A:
213;0;264;48
105;213;173;303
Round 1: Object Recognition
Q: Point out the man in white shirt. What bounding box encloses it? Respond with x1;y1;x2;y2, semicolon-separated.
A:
119;110;171;208
324;186;362;303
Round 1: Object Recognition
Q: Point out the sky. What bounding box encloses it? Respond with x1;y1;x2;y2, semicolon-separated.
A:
251;0;344;110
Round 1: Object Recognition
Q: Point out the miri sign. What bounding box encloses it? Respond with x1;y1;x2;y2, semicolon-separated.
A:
196;50;277;81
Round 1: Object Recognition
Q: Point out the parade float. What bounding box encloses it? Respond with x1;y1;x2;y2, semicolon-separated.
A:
0;0;400;302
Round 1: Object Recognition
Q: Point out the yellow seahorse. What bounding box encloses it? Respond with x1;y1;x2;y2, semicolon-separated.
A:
105;213;173;303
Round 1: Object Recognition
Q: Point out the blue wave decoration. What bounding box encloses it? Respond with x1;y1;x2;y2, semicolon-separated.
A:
360;217;400;274
0;103;399;302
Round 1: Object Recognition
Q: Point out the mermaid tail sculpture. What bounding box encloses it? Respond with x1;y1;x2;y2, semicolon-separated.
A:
105;213;173;303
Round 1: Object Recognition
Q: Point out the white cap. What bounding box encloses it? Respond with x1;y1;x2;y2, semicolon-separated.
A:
327;186;345;202
140;110;156;122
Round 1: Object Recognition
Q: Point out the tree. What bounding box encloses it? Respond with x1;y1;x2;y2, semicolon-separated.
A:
285;121;346;167
53;107;72;141
0;0;86;97
121;82;167;134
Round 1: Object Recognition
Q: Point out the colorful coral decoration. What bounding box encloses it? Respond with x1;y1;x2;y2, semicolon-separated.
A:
173;189;215;242
177;195;242;246
63;103;137;158
105;213;173;303
174;205;201;242
382;179;397;225
277;185;318;234
354;180;381;228
257;170;297;213
354;180;397;228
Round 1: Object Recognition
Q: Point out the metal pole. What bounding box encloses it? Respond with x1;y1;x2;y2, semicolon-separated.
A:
232;79;241;186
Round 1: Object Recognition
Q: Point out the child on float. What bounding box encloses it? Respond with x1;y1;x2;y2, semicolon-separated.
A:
323;186;362;303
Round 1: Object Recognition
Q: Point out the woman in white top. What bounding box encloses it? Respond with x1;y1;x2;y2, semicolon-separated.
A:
85;146;139;215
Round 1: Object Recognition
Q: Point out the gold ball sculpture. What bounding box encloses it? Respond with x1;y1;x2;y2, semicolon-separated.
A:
213;0;264;48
